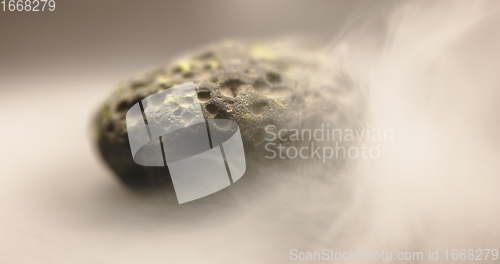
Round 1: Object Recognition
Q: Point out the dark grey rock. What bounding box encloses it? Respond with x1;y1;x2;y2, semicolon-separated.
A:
92;41;364;189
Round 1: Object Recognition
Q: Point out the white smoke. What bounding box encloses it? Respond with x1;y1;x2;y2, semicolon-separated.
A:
283;0;500;262
227;0;500;263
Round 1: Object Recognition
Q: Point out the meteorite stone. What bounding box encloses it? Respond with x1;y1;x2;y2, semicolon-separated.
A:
92;41;364;189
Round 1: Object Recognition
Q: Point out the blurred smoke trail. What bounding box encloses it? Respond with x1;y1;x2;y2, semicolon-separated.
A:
294;0;500;262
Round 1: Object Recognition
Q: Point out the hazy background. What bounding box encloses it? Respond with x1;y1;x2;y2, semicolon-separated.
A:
2;1;500;263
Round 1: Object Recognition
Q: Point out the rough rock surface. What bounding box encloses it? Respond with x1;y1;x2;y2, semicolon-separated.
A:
93;41;363;189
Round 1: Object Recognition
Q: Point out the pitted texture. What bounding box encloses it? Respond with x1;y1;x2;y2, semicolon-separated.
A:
93;41;364;188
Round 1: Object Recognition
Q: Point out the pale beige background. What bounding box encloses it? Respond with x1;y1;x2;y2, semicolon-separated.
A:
2;1;500;264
